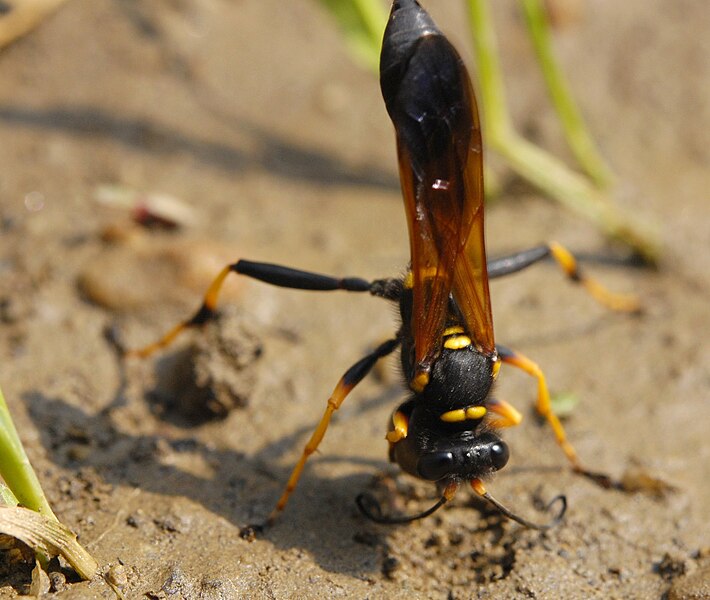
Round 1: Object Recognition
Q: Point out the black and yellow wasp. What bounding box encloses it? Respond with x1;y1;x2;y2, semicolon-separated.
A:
131;0;637;528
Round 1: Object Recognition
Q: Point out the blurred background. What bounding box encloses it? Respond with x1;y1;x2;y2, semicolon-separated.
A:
0;1;708;598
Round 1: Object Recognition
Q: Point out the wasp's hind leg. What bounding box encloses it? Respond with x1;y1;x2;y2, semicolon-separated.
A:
496;344;612;487
267;337;401;524
486;398;523;429
127;260;379;358
487;242;640;312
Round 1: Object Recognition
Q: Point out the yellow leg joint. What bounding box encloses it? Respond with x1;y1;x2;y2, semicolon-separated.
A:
487;399;522;429
126;264;232;359
203;265;231;311
548;241;577;277
411;371;430;393
386;410;409;443
549;241;641;312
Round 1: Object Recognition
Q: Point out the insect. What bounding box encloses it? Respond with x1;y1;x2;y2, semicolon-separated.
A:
130;0;638;529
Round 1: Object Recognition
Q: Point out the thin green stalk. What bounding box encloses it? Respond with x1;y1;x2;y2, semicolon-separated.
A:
352;0;388;45
0;481;19;507
496;130;659;261
0;385;57;520
0;385;97;579
519;0;614;188
316;0;388;73
467;0;514;138
466;0;660;263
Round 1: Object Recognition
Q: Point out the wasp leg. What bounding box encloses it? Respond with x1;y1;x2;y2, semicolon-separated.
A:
386;409;409;444
268;337;400;524
496;346;613;486
487;398;523;429
127;260;380;358
496;344;584;471
487;242;640;312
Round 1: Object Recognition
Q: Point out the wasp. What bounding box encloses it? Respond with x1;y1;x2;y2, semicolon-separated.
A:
130;0;638;529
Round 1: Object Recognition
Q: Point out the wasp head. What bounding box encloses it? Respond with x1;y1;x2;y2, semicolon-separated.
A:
390;404;509;484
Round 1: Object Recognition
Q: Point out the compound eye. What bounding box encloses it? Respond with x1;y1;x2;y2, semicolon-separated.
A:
417;451;455;481
489;441;509;471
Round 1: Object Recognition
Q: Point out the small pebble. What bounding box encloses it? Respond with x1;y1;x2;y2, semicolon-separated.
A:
48;570;67;592
106;564;128;589
382;556;400;579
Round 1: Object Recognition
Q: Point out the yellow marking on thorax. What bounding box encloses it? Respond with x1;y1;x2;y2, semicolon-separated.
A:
492;356;501;380
442;325;471;350
443;325;465;336
411;371;430;393
440;405;487;423
444;335;472;350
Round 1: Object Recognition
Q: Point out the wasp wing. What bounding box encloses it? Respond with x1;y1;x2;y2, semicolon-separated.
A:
451;93;495;357
382;4;494;381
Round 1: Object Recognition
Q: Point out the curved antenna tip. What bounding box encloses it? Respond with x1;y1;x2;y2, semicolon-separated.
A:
356;492;448;525
482;491;567;530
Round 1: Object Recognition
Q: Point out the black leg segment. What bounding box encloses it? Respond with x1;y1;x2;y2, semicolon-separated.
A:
342;338;401;388
128;259;378;358
268;337;401;521
233;260;372;292
487;245;551;279
487;242;640;312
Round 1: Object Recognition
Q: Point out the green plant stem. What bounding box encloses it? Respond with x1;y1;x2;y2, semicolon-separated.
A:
0;385;97;579
0;481;19;507
466;0;660;263
497;131;658;259
519;0;614;188
467;0;514;138
0;385;57;521
315;0;388;73
352;0;388;46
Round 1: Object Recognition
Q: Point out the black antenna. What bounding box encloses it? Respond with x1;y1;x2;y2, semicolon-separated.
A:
356;492;449;524
480;491;567;530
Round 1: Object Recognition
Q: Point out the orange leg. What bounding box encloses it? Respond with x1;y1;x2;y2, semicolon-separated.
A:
497;345;581;469
386;409;409;444
487;398;523;429
127;266;231;358
126;260;373;358
268;338;399;523
487;242;640;313
547;242;640;313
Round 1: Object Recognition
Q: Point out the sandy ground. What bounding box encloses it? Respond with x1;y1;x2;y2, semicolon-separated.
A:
0;0;709;598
